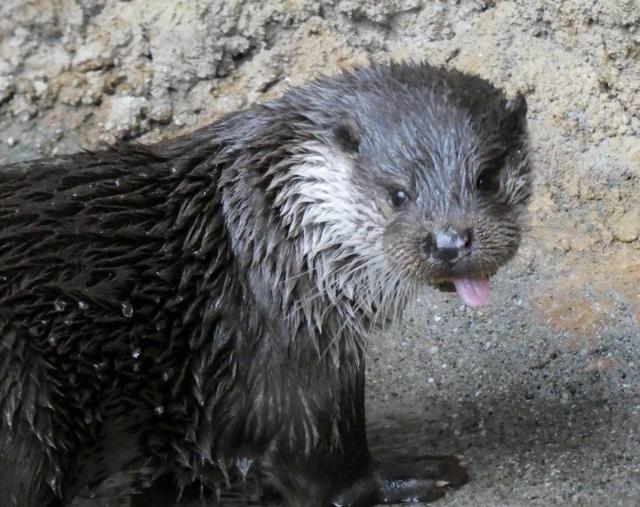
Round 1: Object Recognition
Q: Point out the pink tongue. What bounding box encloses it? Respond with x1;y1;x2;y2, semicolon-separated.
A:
452;278;491;308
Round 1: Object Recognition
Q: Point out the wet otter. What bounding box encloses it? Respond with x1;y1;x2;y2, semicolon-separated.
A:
0;61;530;506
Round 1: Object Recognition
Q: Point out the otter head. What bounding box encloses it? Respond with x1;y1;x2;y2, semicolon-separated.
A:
283;64;531;313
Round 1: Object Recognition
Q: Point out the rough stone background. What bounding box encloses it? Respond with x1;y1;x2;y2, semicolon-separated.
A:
1;0;639;506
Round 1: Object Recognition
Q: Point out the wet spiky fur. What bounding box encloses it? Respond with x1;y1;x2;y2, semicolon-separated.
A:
0;62;530;506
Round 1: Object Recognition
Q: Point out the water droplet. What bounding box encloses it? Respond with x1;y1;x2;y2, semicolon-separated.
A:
48;335;57;346
63;319;73;326
121;302;134;318
77;300;89;311
131;347;141;359
161;369;173;382
46;472;59;492
235;457;253;481
28;325;43;337
54;299;66;312
0;275;7;283
112;179;120;187
154;405;164;415
170;166;178;174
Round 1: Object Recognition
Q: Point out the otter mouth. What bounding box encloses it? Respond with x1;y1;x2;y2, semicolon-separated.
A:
436;281;456;292
433;277;492;308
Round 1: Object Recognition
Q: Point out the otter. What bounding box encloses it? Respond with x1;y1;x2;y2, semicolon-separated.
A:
0;61;531;506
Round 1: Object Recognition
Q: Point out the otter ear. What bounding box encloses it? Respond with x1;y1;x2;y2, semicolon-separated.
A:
506;92;527;129
333;123;360;153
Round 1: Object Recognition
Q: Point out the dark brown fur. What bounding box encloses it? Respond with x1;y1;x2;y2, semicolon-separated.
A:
0;62;530;506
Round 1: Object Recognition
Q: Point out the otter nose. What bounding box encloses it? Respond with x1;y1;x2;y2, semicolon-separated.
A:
425;229;472;262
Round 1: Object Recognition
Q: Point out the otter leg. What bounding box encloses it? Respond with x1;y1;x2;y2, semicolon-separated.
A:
333;456;468;505
329;359;467;506
254;354;468;506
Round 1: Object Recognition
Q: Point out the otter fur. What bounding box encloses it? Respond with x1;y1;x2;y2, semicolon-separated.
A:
0;62;531;506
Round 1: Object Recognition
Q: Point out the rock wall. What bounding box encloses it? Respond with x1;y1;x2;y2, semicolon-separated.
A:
1;0;638;247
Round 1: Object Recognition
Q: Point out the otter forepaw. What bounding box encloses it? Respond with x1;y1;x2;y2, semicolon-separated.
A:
375;455;468;503
332;455;468;506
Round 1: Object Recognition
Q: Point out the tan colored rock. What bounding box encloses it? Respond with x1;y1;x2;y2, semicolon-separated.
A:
611;209;640;243
103;96;148;135
0;76;13;105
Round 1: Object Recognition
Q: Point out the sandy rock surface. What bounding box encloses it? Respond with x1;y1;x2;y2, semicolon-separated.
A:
1;0;638;506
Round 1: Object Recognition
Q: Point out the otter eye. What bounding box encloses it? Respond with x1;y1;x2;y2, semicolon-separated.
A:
476;172;499;193
389;188;409;208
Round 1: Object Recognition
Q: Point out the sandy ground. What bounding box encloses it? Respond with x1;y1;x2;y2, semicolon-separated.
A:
1;0;639;505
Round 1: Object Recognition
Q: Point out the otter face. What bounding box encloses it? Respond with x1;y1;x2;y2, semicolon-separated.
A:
329;86;531;308
273;65;531;313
